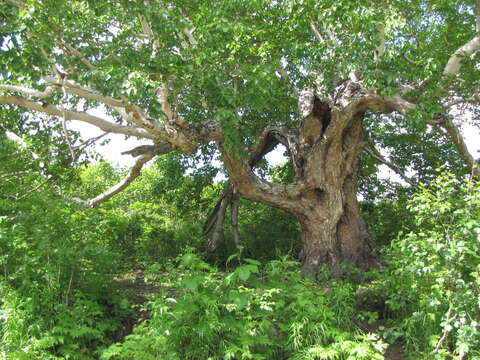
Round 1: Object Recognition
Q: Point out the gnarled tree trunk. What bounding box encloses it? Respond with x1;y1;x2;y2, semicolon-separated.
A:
296;174;373;276
216;83;393;275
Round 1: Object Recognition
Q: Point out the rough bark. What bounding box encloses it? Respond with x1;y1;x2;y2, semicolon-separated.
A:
219;82;383;275
298;174;374;276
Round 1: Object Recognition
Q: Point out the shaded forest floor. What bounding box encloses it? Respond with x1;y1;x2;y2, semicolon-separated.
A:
113;269;406;360
111;270;160;342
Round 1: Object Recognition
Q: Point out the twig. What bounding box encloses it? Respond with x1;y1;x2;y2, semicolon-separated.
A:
14;179;50;200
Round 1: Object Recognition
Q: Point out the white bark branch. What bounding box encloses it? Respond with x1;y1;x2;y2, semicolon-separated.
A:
0;95;155;139
443;36;480;75
182;28;198;46
0;84;56;98
374;25;385;62
43;76;125;107
139;14;160;57
440;117;480;177
68;152;156;208
310;22;325;42
443;1;480;76
159;81;175;122
58;39;95;70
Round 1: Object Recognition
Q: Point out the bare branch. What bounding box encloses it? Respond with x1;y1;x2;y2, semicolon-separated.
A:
74;132;109;151
43;76;125;107
0;95;156;139
121;143;174;157
159;80;175;122
325;27;338;44
445;94;480;108
67;152;156;208
310;22;325;42
364;146;416;186
0;84;56;98
139;14;160;57
61;116;76;161
444;17;480;76
58;39;95;70
439;117;480;178
14;179;50;201
430;305;454;356
59;81;76;161
181;28;198;46
374;25;386;62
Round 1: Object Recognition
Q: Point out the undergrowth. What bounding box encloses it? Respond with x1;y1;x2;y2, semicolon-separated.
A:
102;255;386;360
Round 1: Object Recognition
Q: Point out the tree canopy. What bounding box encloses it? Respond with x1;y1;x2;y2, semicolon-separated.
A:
1;0;479;273
1;1;480;357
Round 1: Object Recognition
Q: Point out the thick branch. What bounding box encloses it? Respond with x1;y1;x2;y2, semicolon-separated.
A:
121;143;174;157
42;77;198;152
206;185;233;251
444;3;480;79
0;84;56;98
139;13;160;57
43;76;125;107
440;117;480;177
0;95;155;139
443;36;480;75
219;141;303;214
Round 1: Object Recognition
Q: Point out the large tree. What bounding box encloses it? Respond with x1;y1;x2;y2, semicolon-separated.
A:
1;0;479;275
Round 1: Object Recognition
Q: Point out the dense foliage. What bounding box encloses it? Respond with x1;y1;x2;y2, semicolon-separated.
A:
2;145;480;358
102;255;385;360
384;174;480;359
0;193;130;359
1;0;480;358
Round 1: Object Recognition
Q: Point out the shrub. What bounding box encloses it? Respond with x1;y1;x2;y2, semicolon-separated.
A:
0;196;131;359
102;255;386;360
385;174;480;359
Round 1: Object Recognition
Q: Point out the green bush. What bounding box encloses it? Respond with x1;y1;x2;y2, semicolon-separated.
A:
102;255;386;360
0;196;131;359
385;174;480;359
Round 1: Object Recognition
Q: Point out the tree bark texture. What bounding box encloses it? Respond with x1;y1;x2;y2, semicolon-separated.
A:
220;83;384;275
